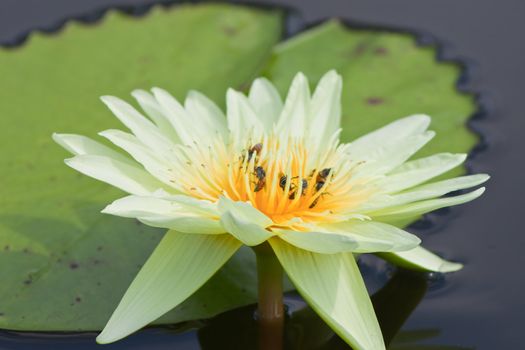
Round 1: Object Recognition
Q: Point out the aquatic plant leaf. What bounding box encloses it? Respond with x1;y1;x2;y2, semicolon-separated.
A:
96;232;241;344
377;246;463;272
0;3;282;331
270;238;385;350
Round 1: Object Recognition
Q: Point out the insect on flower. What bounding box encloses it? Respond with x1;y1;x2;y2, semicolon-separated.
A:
53;70;489;350
253;166;266;192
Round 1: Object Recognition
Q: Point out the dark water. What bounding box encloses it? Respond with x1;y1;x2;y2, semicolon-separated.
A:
1;0;524;349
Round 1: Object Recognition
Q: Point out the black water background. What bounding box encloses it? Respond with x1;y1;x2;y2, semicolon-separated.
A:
0;0;524;349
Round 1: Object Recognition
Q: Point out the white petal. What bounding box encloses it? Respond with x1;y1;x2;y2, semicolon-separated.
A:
97;232;241;344
352;131;435;178
347;114;431;155
100;95;177;154
270;240;385;350
281;221;420;254
226;89;265;147
52;133;134;164
371;187;486;222
381;153;468;193
185;90;229;140
248;77;283;130
377;245;463;273
98;129;175;187
308;70;342;153
103;195;223;234
275;72;310;138
131;89;180;142
363;174;489;212
65;155;164;195
275;229;359;254
218;196;273;245
150;87;199;145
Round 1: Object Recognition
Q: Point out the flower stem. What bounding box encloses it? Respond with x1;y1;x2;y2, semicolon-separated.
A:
254;242;284;350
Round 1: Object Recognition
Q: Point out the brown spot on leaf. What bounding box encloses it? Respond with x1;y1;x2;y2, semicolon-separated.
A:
222;26;238;36
69;262;79;270
374;47;389;56
366;97;385;106
23;279;32;285
4;245;9;251
75;297;82;303
97;245;103;251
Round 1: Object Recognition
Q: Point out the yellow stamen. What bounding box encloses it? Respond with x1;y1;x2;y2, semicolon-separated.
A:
168;133;374;227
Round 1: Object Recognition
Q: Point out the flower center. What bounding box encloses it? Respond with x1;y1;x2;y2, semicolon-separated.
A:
167;133;372;226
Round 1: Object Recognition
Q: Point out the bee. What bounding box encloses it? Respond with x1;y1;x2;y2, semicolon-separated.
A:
253;166;266;192
279;174;288;191
310;168;332;208
247;143;263;162
289;179;308;199
316;168;332;183
309;197;321;209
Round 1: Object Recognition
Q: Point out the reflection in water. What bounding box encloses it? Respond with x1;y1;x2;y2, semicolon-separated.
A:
0;268;472;350
197;270;471;350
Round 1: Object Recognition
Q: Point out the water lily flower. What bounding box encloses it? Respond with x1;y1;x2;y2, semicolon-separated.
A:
53;70;488;350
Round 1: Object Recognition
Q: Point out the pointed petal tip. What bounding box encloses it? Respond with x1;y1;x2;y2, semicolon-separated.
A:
440;261;464;273
96;330;125;345
131;89;149;98
474;186;486;196
321;69;342;81
100;203;114;215
51;132;65;145
99;95;117;104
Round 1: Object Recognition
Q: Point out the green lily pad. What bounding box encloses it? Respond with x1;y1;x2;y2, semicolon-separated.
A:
0;4;477;332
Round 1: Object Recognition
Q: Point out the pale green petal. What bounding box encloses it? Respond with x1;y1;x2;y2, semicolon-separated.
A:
150;87;197;145
218;196;273;245
52;133;134;164
248;77;283;130
352;132;435;178
376;245;463;272
185;90;229;140
347;114;430;156
381;153;467;193
370;187;486;222
96;232;241;344
100;95;176;154
131;89;181;142
309;70;342;152
64;155;164;195
284;221;420;254
270;239;385;350
102;195;223;234
275;72;310;138
226;88;265;147
362;174;489;212
275;229;359;254
98;129;174;186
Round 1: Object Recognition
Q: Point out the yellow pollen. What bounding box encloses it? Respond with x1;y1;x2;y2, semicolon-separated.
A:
167;134;372;226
